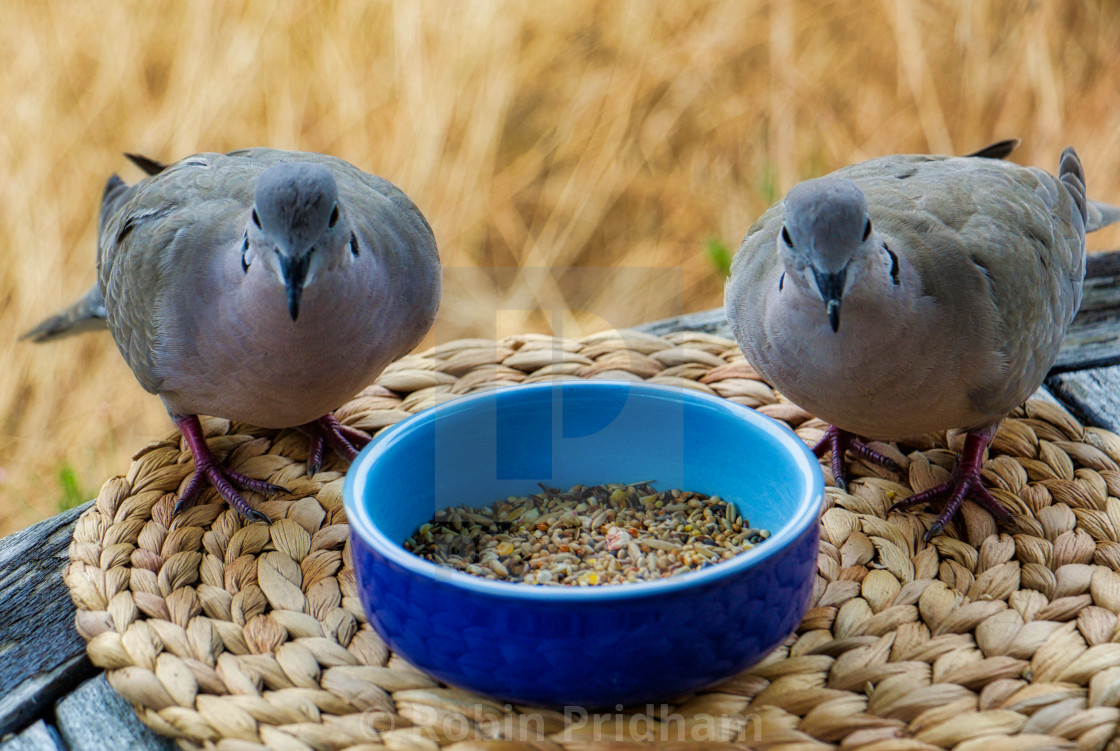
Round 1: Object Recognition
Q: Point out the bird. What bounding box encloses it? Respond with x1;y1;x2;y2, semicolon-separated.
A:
24;149;441;523
725;141;1120;540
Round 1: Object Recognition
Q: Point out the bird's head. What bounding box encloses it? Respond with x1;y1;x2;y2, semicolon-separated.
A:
778;177;876;333
245;162;352;321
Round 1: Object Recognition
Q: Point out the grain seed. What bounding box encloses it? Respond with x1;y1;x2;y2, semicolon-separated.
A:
404;483;770;585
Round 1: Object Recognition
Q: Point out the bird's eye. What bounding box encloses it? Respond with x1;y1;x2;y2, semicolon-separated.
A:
862;219;872;240
251;209;261;228
329;204;340;228
781;226;793;247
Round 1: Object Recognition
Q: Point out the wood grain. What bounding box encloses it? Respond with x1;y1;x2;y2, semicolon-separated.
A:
54;677;176;751
1053;252;1120;372
0;503;94;738
1047;364;1120;434
0;721;64;751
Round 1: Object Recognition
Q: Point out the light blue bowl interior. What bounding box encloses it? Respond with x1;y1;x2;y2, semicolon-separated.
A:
347;380;822;595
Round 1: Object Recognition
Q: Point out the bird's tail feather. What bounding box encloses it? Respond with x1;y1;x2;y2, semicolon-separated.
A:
1087;199;1120;234
21;285;108;343
124;153;169;176
1058;147;1089;228
966;138;1021;160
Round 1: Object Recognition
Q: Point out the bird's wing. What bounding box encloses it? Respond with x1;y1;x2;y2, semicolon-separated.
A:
724;201;784;372
844;154;1086;419
98;152;256;393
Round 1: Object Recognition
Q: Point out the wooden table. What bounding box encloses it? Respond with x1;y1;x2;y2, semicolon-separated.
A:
2;252;1119;751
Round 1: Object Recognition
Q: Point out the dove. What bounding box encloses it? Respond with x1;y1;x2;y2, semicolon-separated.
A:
24;149;441;523
725;142;1120;539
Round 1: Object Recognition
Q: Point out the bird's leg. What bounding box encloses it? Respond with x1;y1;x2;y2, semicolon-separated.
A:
889;425;1014;541
813;426;900;491
174;415;282;523
300;413;371;475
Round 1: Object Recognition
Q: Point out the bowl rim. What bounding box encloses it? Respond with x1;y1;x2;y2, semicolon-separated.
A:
344;380;823;602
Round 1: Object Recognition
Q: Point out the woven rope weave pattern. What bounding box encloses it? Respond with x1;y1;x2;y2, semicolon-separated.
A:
65;330;1120;751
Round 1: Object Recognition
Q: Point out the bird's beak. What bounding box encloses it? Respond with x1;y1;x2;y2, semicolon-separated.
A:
813;268;846;333
278;253;310;321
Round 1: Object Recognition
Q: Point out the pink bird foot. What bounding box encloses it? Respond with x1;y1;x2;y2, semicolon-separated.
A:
301;413;371;475
888;427;1015;542
174;415;286;523
813;426;900;491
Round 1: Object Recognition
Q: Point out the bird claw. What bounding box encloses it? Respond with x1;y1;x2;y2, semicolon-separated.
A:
887;429;1014;541
813;426;900;489
171;411;368;522
174;415;282;523
301;413;371;475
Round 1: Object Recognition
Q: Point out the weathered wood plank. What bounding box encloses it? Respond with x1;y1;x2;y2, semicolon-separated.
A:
1046;364;1120;434
0;502;94;738
1053;251;1120;372
636;307;730;339
54;676;177;751
0;720;64;751
637;250;1120;373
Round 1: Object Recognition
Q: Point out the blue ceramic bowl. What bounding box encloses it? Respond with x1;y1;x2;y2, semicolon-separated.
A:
344;380;822;708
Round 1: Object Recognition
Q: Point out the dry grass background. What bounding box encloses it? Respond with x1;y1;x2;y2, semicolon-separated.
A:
2;0;1120;533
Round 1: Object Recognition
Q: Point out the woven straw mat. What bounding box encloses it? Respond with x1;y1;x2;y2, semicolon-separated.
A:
65;330;1120;751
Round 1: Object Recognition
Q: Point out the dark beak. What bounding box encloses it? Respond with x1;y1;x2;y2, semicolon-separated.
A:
813;268;846;333
279;254;310;321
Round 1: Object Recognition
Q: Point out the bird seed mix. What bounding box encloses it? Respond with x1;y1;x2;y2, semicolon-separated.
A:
403;481;770;585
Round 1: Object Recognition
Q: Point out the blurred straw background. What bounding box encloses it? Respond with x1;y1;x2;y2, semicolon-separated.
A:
2;0;1120;532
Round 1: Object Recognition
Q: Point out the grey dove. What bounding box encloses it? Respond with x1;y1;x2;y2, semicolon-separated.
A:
25;149;441;523
725;142;1120;539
